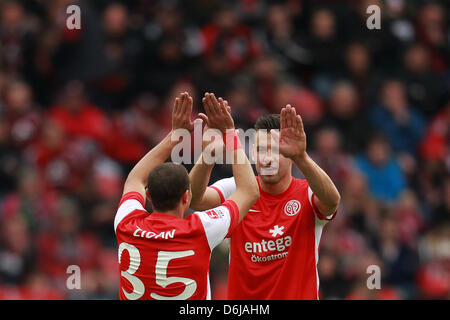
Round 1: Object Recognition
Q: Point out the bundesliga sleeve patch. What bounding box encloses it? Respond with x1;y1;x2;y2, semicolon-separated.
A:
205;207;226;219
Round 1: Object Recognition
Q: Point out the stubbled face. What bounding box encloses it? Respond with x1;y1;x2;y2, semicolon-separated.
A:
253;131;292;185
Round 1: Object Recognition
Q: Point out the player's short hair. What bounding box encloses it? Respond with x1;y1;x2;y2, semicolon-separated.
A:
146;163;190;212
254;114;280;131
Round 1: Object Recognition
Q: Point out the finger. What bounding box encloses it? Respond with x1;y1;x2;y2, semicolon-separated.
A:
184;93;193;116
290;105;297;118
288;105;296;128
222;99;231;113
179;92;187;115
296;115;304;133
290;106;297;129
281;107;288;129
188;95;193;112
218;97;228;114
197;113;210;126
186;114;196;131
205;93;215;116
202;94;211;116
174;97;181;115
270;128;280;138
270;129;281;145
188;96;194;120
285;105;293;128
208;93;220;115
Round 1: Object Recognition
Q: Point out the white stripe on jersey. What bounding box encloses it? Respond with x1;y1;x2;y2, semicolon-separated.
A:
114;199;145;232
206;272;211;300
309;186;333;299
210;177;236;200
314;218;327;299
194;206;232;251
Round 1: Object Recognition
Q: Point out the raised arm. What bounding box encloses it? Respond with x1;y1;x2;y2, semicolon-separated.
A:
228;144;260;222
276;105;341;216
193;93;259;222
189;95;231;211
123;92;195;199
189;147;222;211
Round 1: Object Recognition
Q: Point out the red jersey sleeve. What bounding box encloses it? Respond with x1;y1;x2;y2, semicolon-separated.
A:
308;186;337;221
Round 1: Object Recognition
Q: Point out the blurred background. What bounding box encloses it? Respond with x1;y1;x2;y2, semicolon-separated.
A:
0;0;448;300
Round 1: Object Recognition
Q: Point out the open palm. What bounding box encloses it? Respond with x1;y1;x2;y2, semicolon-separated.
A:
172;92;195;132
277;105;307;160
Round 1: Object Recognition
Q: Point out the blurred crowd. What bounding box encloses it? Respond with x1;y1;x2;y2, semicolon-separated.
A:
0;0;448;299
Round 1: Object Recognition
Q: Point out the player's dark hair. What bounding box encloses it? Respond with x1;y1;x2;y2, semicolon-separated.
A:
146;163;190;212
254;114;280;131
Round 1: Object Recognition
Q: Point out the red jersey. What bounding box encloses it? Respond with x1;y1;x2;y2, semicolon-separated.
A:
210;177;337;300
114;192;239;300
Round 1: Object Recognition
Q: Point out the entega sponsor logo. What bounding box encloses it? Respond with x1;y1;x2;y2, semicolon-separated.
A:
244;235;292;254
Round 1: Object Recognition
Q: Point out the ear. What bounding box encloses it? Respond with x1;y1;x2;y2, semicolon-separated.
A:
181;189;190;205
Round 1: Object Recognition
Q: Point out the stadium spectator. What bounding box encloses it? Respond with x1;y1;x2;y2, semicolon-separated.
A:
273;79;324;127
0;117;20;195
140;6;192;98
0;1;38;77
318;251;350;300
321;81;371;153
226;82;265;130
0;214;35;285
415;2;449;74
249;54;282;113
259;3;310;75
401;43;446;116
92;2;143;109
200;4;260;73
48;80;110;145
355;134;407;203
370;79;426;155
308;127;353;189
373;216;420;297
2;79;41;149
36;197;102;287
419;102;449;162
307;8;342;97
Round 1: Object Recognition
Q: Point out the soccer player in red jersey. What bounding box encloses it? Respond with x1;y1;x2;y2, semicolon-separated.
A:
190;104;341;299
114;92;259;300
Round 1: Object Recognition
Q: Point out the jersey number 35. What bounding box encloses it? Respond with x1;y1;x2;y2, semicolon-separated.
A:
118;242;197;300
